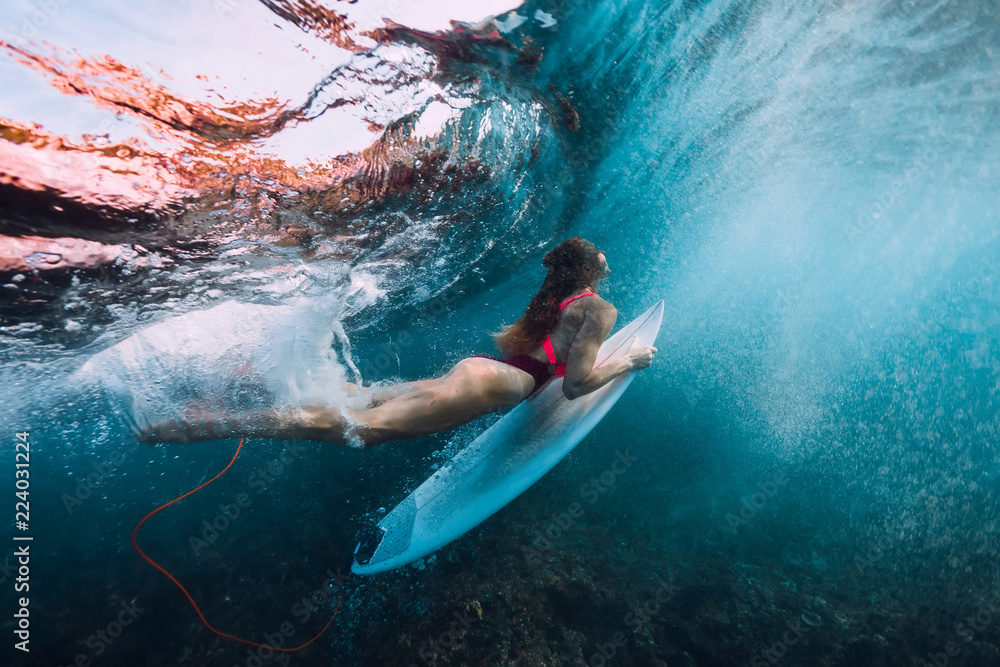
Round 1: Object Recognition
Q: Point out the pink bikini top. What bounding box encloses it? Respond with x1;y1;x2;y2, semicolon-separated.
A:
542;292;597;377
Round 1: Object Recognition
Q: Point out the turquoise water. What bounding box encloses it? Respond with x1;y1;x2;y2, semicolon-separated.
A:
2;0;999;665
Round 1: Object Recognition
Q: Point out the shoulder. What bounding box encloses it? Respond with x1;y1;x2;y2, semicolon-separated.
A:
566;293;615;318
564;294;616;332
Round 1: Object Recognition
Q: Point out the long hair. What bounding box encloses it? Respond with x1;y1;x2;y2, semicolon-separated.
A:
494;238;606;356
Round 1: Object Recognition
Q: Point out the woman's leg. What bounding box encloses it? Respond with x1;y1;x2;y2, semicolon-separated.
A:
240;358;533;445
362;378;442;407
139;358;533;446
138;374;439;443
347;358;534;446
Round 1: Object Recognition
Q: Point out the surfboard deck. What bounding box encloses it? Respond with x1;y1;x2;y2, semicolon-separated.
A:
351;300;664;574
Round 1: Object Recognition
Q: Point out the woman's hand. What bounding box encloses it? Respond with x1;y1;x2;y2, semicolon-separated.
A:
626;342;657;370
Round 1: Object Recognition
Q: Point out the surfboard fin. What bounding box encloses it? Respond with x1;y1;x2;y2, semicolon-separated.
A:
353;524;386;566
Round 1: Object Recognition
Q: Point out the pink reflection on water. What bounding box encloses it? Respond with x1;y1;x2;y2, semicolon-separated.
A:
0;1;524;261
0;116;192;211
1;40;300;146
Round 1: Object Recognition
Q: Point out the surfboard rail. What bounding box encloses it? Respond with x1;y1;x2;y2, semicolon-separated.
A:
352;300;664;574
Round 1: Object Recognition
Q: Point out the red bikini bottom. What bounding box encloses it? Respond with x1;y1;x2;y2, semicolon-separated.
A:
473;354;553;396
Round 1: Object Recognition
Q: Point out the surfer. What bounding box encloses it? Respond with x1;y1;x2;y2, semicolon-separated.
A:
141;238;656;446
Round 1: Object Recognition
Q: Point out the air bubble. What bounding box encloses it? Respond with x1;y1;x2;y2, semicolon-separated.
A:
801;611;822;627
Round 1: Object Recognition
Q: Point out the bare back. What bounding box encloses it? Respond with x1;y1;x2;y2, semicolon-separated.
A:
525;293;618;375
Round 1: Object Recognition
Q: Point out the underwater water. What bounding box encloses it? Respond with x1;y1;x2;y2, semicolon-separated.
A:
2;0;999;664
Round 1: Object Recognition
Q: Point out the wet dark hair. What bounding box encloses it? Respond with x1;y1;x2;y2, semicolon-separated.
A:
494;237;606;356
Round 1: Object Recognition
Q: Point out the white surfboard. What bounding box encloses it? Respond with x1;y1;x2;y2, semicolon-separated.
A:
351;300;664;574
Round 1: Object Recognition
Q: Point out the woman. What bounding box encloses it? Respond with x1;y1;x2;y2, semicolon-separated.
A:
142;238;656;446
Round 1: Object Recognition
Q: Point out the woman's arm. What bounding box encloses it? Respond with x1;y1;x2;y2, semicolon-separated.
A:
561;303;656;400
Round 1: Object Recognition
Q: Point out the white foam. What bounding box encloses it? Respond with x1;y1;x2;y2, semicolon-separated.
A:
73;298;362;436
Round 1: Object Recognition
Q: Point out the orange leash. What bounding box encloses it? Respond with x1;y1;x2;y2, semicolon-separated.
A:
132;437;343;651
